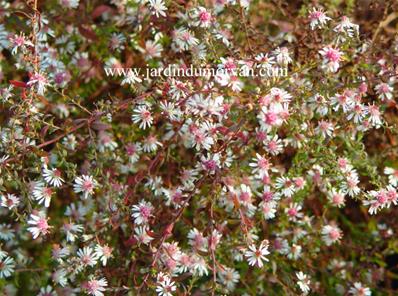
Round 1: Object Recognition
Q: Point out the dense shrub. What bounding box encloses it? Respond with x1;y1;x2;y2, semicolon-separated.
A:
0;0;398;295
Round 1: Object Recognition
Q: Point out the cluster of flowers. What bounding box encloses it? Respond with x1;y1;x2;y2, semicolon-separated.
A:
0;0;397;295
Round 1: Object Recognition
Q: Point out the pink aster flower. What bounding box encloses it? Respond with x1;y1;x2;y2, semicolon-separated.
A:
83;277;108;296
321;224;343;246
73;175;97;199
192;7;212;28
27;72;50;96
375;82;394;101
27;213;51;239
9;33;33;55
131;201;154;225
319;46;343;73
308;7;331;30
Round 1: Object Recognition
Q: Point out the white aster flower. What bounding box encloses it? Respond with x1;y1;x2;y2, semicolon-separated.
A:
84;277;108;296
308;7;331;30
95;244;113;266
385;167;398;187
42;167;64;187
27;213;51;239
349;282;371;296
296;271;311;294
321;224;343;246
27;72;50;96
148;0;167;17
134;226;154;245
0;256;15;278
32;181;54;207
73;175;97;199
156;273;176;296
132;105;153;130
1;193;20;210
244;239;270;268
62;222;83;242
77;247;99;268
131;201;154;225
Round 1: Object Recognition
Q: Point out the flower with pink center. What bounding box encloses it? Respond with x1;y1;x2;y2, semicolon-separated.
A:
131;201;154;225
256;129;267;142
32;182;53;208
347;101;367;123
322;224;343;246
264;134;284;155
142;135;163;153
384;167;398;187
188;228;207;251
375;82;394;101
161;242;182;270
83;277;108;296
261;187;280;202
316;120;334;138
27;72;50;96
276;176;296;197
308;7;331;30
337;157;353;173
334;16;359;37
141;40;163;60
327;189;346;208
9;33;33;55
340;170;361;197
274;47;292;65
249;153;271;178
293;177;306;190
363;188;395;215
62;221;83;242
125;142;142;163
319;46;343;73
367;104;382;128
349;282;371;296
330;91;355;113
134;226;154;245
173;27;199;51
376;191;388;205
260;201;277;220
270;87;292;104
200;153;221;174
73;175;97;199
219;57;237;74
264;110;278;125
193;7;212;27
148;0;167;18
191;128;214;151
0;193;20;210
208;229;222;251
42;167;64;187
237;184;252;206
285;203;303;221
132;105;153;130
95;244;113;266
244;239;270;268
227;75;244;92
156;273;176;296
258;103;286;131
386;186;398;205
163;187;186;208
77;246;99;267
27;213;51;239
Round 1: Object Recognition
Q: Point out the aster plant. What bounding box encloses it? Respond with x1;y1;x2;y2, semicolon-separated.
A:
0;0;398;295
